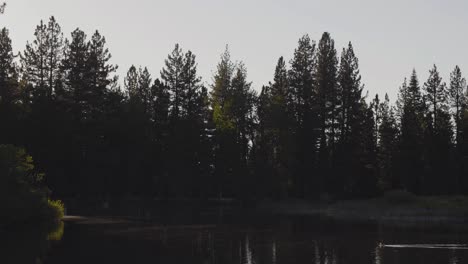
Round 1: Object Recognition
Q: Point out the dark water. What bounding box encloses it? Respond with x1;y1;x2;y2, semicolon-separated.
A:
2;211;468;264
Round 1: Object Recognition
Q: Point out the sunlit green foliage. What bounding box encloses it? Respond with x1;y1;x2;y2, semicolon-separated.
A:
213;101;234;131
210;48;256;198
47;218;64;241
0;145;63;227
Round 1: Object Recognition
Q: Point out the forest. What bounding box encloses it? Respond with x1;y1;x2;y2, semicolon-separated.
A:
1;16;468;202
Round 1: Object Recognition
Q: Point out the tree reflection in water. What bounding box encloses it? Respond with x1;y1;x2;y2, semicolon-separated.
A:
6;216;468;264
0;221;64;263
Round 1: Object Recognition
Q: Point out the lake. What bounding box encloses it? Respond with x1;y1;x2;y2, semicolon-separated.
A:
2;207;468;264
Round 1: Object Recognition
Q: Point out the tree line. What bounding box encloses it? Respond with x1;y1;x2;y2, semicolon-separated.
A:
1;17;467;200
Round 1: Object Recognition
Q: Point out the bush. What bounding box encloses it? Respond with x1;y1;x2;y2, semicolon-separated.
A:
46;199;65;221
0;145;63;227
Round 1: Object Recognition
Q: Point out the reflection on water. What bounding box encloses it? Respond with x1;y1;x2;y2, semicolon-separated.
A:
383;244;468;249
0;221;64;264
374;245;382;264
272;240;276;264
3;214;468;264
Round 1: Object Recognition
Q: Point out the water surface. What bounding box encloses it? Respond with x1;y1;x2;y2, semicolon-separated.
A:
3;211;468;264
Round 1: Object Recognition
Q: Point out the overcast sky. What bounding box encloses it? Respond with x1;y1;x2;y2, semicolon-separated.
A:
1;0;467;100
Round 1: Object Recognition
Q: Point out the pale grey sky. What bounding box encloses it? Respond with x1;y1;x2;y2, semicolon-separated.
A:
1;0;467;100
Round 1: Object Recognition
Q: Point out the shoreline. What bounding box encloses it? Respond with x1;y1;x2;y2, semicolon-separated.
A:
55;193;468;230
257;197;468;229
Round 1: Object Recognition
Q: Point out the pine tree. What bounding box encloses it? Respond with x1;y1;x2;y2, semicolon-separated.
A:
21;17;64;99
0;28;15;88
337;42;363;147
449;67;468;193
21;20;48;97
150;79;171;197
178;50;209;197
12;20;468;199
75;30;118;195
51;28;88;194
288;34;317;197
78;30;118;123
255;84;274;197
160;44;209;197
270;57;293;137
138;67;152;115
0;27;19;144
316;32;339;153
62;28;89;108
180;50;202;118
161;44;184;120
377;94;398;190
449;66;467;150
19;18;68;195
211;47;256;198
421;65;454;193
289;35;315;128
122;65;155;194
194;84;214;197
86;30;118;114
269;57;294;197
336;42;364;195
423;65;447;130
151;79;170;141
396;70;425;194
0;27;16;105
355;98;378;196
211;47;236;198
211;46;234;108
462;109;468;191
124;65;139;98
230;63;256;198
45;17;64;97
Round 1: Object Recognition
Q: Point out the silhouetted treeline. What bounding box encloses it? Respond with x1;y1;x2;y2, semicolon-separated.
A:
1;17;468;200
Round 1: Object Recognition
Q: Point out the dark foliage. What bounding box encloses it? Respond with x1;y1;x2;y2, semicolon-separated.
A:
1;18;468;201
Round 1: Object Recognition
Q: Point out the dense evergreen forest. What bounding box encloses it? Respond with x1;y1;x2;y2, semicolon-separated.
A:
1;16;468;201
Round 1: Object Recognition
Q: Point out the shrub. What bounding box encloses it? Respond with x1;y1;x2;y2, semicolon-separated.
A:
0;145;63;227
48;221;65;241
47;199;65;221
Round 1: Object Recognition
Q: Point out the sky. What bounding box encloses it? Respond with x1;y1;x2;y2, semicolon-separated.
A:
1;0;468;101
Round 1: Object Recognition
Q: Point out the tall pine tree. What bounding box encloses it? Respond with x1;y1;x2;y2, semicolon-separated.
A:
316;32;339;194
0;27;19;144
336;42;365;196
396;70;425;194
449;66;467;150
288;34;317;197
